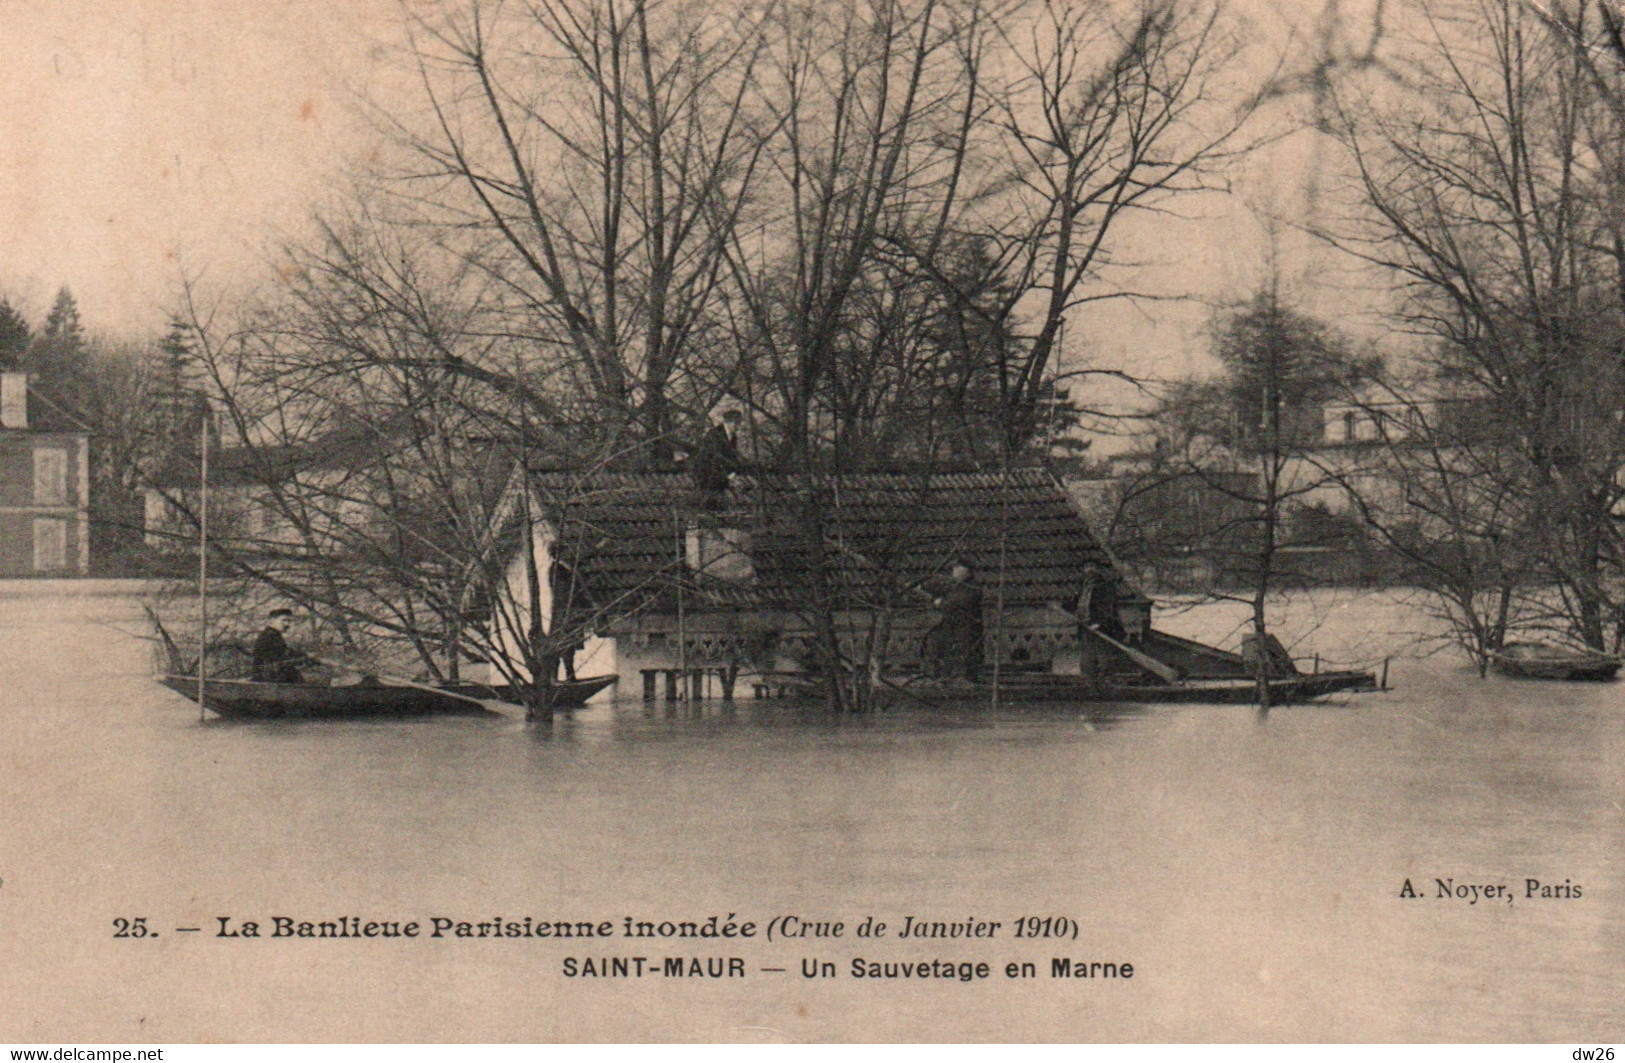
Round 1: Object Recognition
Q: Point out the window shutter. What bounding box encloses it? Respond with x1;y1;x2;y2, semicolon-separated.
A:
33;448;68;506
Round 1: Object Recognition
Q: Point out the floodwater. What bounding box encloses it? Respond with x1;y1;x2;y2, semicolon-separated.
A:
0;582;1621;1043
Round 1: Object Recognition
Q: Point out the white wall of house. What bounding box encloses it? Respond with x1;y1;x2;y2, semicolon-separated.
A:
492;517;617;702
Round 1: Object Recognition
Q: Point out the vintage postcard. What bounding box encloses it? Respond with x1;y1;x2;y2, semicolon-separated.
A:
1;0;1621;1045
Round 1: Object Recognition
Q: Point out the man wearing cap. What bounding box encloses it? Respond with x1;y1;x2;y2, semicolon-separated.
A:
252;608;309;683
691;406;744;510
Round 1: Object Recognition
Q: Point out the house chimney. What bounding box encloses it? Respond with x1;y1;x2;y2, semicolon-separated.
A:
685;521;754;582
0;372;26;429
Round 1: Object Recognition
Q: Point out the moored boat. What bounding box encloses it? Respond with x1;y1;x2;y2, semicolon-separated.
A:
158;674;498;719
1489;642;1623;682
879;668;1377;706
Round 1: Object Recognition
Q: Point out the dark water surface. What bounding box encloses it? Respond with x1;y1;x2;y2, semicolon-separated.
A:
1;585;1620;1041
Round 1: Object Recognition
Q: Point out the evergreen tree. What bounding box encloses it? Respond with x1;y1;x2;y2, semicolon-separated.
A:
35;287;85;370
26;288;88;430
0;299;29;370
1209;290;1377;452
156;319;208;450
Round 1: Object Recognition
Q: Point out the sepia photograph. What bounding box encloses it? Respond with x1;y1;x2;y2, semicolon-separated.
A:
0;0;1621;1044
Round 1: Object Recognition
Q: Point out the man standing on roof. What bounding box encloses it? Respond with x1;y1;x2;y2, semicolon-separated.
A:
928;559;984;681
690;406;743;511
252;607;310;683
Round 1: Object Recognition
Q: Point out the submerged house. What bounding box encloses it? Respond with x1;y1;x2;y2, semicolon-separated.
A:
484;467;1152;699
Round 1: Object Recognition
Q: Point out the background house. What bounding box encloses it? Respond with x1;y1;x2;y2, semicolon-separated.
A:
142;425;398;556
0;372;90;576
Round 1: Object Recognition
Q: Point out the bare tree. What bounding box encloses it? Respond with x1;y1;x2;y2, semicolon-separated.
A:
1132;286;1373;704
1315;369;1542;673
151;0;1256;712
386;0;773;459
149;220;627;711
971;0;1249;457
1324;0;1625;650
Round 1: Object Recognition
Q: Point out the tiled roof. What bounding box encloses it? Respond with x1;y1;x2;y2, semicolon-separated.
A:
521;468;1119;617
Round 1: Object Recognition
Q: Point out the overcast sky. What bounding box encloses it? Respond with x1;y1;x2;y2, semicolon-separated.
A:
0;0;1385;393
0;0;393;335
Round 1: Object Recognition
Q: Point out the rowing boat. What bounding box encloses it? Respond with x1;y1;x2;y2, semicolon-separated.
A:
1489;642;1623;682
158;674;497;719
880;668;1377;706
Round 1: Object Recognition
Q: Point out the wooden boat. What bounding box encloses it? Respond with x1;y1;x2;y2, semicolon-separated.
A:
881;668;1376;706
1100;669;1376;703
1489;642;1623;681
438;675;618;707
158;674;498;720
767;626;1378;706
865;622;1380;706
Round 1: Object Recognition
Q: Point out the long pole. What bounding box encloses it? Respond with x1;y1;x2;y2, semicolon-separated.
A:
675;511;688;701
196;407;210;721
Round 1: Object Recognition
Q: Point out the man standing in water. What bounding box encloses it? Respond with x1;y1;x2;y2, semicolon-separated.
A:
929;559;984;681
252;607;309;683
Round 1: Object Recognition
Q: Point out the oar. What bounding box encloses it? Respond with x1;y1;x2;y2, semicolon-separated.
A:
308;656;501;714
1080;621;1182;685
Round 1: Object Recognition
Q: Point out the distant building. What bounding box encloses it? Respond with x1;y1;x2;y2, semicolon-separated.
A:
143;434;376;556
141;415;477;558
483;468;1144;699
0;372;91;576
1084;378;1499;590
1068;456;1264;591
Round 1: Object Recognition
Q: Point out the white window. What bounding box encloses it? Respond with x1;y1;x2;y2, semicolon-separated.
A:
33;447;68;506
33;518;67;571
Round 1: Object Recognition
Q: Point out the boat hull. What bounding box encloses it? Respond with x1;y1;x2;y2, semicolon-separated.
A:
881;669;1378;706
1490;644;1622;682
1099;670;1377;704
159;676;495;719
437;676;618;707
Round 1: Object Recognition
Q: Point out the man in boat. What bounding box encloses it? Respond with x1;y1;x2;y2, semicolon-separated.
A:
1076;561;1125;641
926;559;984;681
1073;561;1125;678
251;608;311;683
